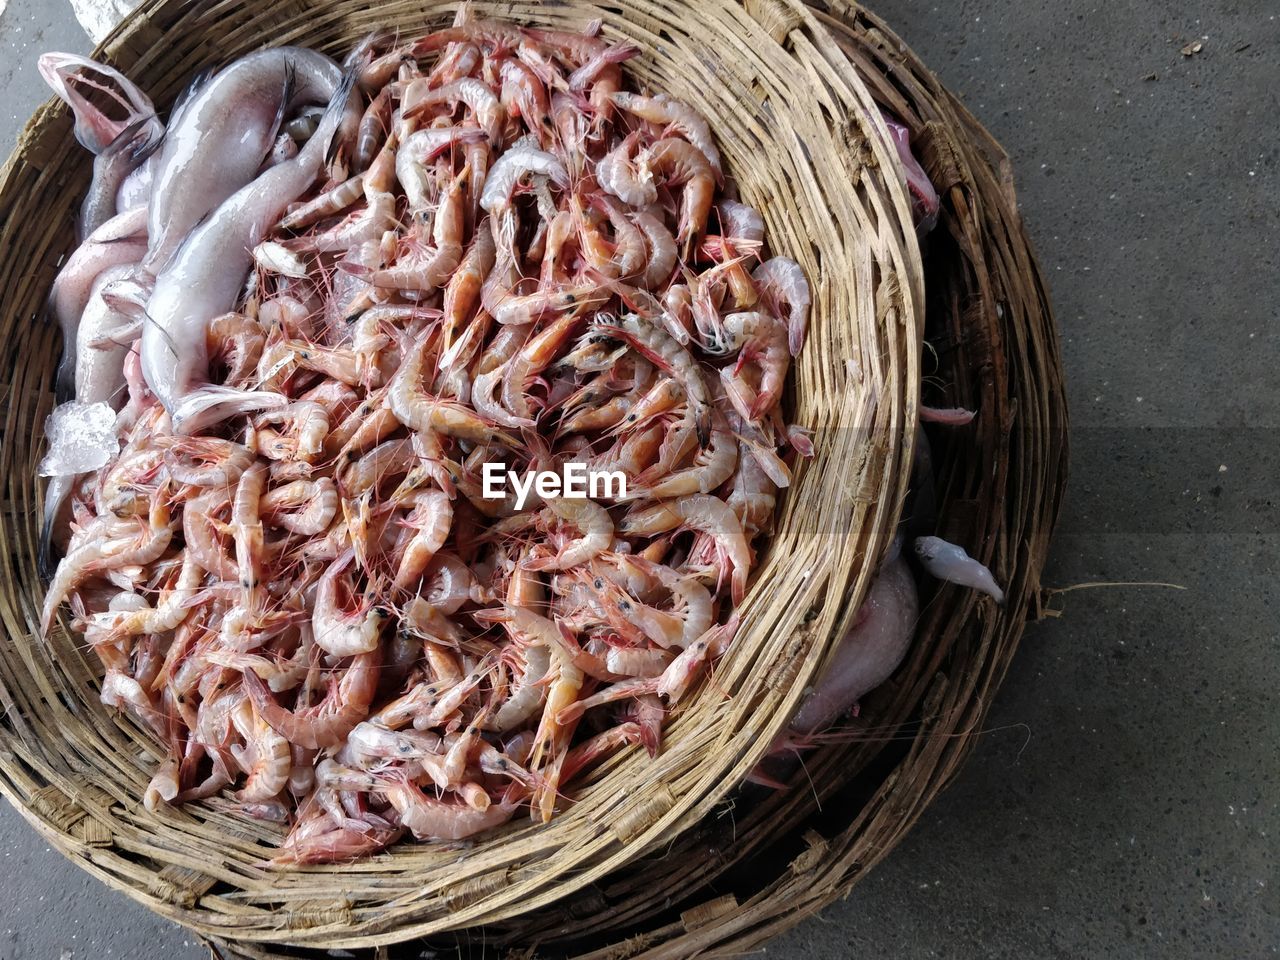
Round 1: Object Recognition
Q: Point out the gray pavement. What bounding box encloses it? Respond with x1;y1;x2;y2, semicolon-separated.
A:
2;1;1277;958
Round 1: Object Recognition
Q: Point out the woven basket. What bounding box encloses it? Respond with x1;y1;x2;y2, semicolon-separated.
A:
206;3;1068;957
0;0;1064;955
0;0;928;950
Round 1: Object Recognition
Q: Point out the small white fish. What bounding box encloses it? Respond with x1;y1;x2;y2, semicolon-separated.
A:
914;536;1005;605
920;405;977;426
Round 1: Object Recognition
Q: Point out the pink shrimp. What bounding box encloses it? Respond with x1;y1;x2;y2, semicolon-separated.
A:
353;176;466;291
751;257;811;356
643;138;715;259
525;497;614;571
500;59;550;138
720;310;790;422
621;495;750;603
385;777;518;840
312;551;386;656
393;490;454;592
243;648;380;750
597;132;655;206
402;78;505;144
611;91;723;176
390;339;517;446
261;478;338;536
231;700;293;802
442;226;496;355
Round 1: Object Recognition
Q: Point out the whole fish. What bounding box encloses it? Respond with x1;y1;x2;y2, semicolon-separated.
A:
48;206;148;403
787;552;920;737
75;264;139;409
914;535;1005;604
141;73;358;434
40;264;138;578
144;47;343;273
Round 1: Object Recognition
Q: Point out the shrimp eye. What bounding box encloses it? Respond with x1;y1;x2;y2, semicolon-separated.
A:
593;577;604;590
619;600;631;612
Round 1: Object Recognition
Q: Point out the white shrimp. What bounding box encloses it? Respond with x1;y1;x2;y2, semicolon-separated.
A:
313;551;386;655
525;497;614;571
597;132;655;206
610;91;722;176
752;257;811;356
621;495;751;603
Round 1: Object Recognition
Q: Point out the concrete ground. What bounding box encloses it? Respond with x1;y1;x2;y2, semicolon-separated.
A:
1;0;1276;957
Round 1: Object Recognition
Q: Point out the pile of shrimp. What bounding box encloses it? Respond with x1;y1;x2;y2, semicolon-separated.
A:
39;11;815;864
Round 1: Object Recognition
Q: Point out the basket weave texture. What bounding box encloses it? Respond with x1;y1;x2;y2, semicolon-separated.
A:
0;0;1065;956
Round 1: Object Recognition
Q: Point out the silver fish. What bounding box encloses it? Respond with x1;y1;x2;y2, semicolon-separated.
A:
787;553;920;737
111;67;215;215
40;265;139;578
914;535;1006;604
141;73;358;435
48;206;148;403
144;47;343;273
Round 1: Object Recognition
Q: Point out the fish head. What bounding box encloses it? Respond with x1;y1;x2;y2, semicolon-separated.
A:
39;52;157;155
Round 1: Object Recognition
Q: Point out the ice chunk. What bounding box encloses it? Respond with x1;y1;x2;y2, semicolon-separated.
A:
38;401;119;477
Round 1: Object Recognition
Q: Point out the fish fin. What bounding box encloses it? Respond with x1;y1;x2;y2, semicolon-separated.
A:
169;65;214;125
38;475;74;582
99;115;164;167
321;70;360;172
54;354;75;405
268;61;297;160
171;386;286;435
87;317;143;350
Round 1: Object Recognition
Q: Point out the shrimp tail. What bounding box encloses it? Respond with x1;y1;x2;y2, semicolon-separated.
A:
747;393;771;426
171;386;288;436
787;320;805;357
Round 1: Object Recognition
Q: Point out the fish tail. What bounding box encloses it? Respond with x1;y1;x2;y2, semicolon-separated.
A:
38;474;74;582
171;386;286;435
